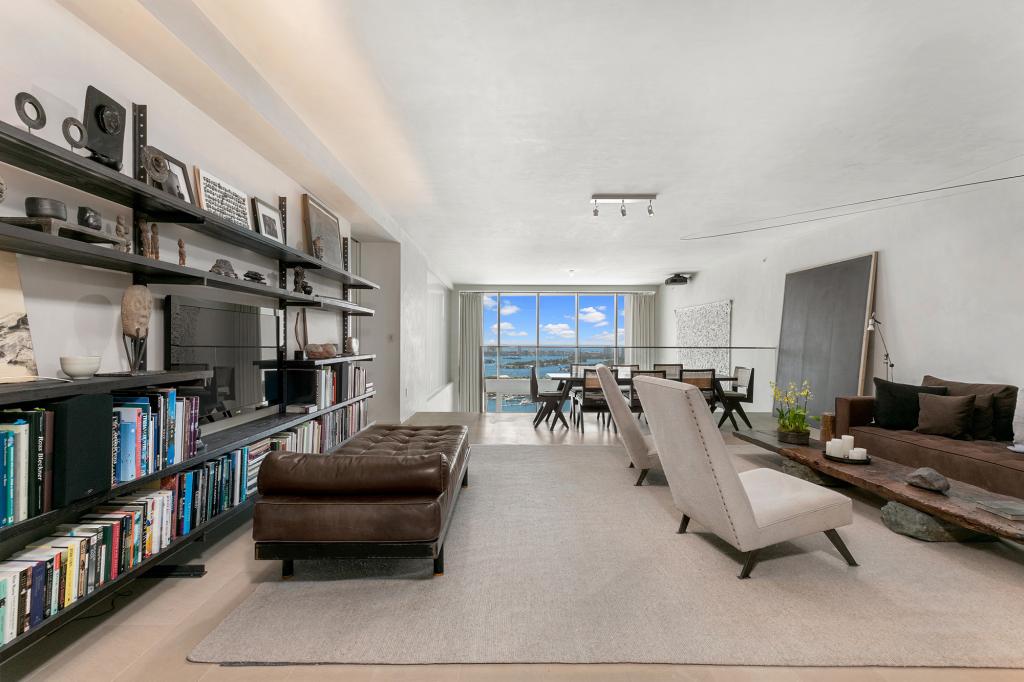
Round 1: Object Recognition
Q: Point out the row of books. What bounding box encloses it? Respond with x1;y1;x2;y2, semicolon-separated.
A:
1;409;54;526
0;449;248;644
319;401;369;451
343;365;371;401
112;390;201;485
288;366;372;413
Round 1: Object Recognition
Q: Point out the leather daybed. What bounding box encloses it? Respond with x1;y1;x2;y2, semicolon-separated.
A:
253;424;470;576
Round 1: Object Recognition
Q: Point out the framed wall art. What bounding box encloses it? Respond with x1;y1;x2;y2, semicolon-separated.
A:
302;193;343;268
194;166;251;230
143;145;195;204
251;197;285;244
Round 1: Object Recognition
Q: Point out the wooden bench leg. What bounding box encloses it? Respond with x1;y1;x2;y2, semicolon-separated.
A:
282;559;294;580
433;548;445;576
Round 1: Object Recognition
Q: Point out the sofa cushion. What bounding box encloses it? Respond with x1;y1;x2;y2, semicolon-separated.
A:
850;425;1024;497
971;393;996;441
915;393;975;440
873;378;948;430
922;375;1018;441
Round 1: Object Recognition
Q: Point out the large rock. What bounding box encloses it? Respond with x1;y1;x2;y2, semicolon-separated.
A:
880;501;992;542
780;459;846;487
905;467;950;494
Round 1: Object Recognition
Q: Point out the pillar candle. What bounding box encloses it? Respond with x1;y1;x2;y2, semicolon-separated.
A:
850;447;868;460
841;435;855;457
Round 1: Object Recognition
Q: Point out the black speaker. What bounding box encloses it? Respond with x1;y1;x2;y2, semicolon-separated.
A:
51;394;113;506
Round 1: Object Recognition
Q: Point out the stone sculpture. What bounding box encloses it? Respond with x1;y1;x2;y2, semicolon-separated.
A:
77;206;102;231
120;284;152;373
243;270;266;284
150;223;160;260
293;266;312;294
905;467;950;494
115;215;130;252
304;343;337;360
0;174;6;204
178;239;186;266
139;221;152;258
210;258;238;278
312;236;324;260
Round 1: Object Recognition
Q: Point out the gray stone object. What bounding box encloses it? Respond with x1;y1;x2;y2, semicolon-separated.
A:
210;258;238;278
880;501;992;542
77;206;102;230
25;197;67;221
780;459;846;487
243;270;266;284
905;467;950;494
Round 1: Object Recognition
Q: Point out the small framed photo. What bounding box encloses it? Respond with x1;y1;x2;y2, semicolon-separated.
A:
194;166;251;230
251;197;284;244
145;146;195;204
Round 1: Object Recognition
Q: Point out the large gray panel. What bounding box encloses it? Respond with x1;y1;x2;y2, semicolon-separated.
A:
776;254;876;418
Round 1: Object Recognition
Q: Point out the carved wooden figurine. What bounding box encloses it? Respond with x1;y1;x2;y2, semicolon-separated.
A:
121;284;153;373
150;223;160;260
312;236;324;260
115;215;130;253
178;238;186;266
139;221;152;258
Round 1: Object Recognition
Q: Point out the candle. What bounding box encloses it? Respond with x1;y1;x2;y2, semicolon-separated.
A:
841;435;855;457
850;447;868;460
830;439;843;456
825;440;833;455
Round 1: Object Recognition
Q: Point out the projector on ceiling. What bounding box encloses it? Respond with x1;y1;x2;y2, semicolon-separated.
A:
665;273;691;285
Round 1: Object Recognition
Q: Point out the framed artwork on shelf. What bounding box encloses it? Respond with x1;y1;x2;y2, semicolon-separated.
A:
302;193;343;268
194;166;251;230
251;197;285;244
143;145;195;204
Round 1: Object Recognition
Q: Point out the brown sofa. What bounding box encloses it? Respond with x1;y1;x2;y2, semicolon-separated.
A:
253;424;470;576
836;396;1022;497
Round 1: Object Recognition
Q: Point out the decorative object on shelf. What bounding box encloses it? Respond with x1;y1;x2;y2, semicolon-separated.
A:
61;116;88;150
150;223;160;260
312;235;324;260
115;215;130;252
302;193;343;267
819;411;835;444
59;355;101;380
15;92;46;132
142;145;194;204
292;266;312;295
82;85;126;170
194;166;250;229
121;284;152;374
3;215;125;246
139;221;152;258
77;206;102;231
304;343;338;359
0;251;38;380
210;258;238;278
345;337;359;355
0;174;6;204
906;467;950;494
251;197;285;244
25;196;67;220
178;238;186;266
243;270;266;285
771;380;813;446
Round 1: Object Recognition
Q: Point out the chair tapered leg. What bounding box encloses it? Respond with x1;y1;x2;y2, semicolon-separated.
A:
551;406;570;431
735;403;753;429
634;468;649;486
718;409;730;428
628;462;635;469
727;412;739;430
738;549;760;579
677;514;690;534
824;529;858;566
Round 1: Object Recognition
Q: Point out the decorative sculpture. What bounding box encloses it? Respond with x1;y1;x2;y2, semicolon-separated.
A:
344;337;360;355
15;92;46;132
138;222;151;258
77;206;102;231
120;284;152;374
210;258;238;278
25;197;67;221
312;236;324;260
0;174;6;205
304;343;338;360
906;467;950;495
150;223;160;260
293;267;312;295
115;216;130;252
82;86;126;170
243;270;266;284
178;239;186;266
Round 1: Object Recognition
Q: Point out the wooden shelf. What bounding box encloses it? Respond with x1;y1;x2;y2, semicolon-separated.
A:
294;297;375;316
287;354;376;368
304;260;379;289
0;369;211;409
0;495;257;663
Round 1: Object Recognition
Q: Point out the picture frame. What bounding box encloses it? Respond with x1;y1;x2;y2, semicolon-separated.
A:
194;166;251;230
144;146;195;204
251;197;285;244
302;193;343;268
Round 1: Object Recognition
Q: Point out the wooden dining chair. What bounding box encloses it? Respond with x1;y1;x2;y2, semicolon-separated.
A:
718;366;755;429
573;368;608;432
680;368;718;412
611;364;640;378
629;370;666;417
530;366;570;430
654;363;684;380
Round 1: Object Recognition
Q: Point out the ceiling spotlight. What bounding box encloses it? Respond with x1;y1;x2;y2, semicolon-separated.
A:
648;200;654;216
592;201;599;217
620;200;627;217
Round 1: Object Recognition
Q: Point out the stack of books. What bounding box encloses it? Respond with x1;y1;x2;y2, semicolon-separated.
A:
343;365;368;401
245;439;273;497
112;390;200;485
0;408;54;527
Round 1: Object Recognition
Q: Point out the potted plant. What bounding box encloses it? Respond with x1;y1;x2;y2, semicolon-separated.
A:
770;380;812;445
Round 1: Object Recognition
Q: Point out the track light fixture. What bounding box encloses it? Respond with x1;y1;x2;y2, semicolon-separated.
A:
590;193;658;217
620;200;627;217
648;200;654;216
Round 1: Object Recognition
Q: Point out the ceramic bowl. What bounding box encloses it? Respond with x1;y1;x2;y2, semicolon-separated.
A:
59;355;101;380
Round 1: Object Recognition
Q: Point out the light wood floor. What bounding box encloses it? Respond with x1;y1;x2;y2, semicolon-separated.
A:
1;412;1020;681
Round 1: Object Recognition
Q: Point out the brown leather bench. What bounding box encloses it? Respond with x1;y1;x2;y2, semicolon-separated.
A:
253;424;470;576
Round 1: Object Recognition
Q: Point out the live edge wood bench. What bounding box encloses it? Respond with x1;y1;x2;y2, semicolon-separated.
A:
253;425;471;576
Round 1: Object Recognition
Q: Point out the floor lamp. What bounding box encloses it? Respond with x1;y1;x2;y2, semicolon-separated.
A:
866;312;894;382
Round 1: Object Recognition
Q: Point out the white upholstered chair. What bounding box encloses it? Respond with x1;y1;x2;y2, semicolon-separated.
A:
634;375;857;578
596;364;658;485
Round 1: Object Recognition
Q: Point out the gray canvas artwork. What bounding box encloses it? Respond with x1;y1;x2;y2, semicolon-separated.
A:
674;299;732;375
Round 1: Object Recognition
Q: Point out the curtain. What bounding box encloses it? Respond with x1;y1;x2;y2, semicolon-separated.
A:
457;292;484;412
625;293;655;369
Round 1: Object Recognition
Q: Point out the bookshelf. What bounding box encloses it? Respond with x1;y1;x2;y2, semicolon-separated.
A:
0;118;381;661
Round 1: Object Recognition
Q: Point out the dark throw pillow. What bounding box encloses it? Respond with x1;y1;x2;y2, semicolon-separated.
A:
915;393;976;440
922;375;1019;441
873;378;948;430
970;392;996;440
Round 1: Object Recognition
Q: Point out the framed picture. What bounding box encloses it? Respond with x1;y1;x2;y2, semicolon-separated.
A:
194;166;251;230
302;193;344;268
144;146;195;204
251;197;284;244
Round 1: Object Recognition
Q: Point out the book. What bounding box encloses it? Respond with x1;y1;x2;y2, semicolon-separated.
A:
0;431;10;526
0;575;8;644
8;547;62;618
977;500;1024;521
0;562;32;635
2;410;45;517
0;421;30;523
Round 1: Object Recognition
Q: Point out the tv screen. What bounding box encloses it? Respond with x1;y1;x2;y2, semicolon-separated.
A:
165;296;282;422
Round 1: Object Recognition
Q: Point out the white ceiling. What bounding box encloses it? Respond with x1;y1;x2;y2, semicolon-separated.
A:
192;1;1024;283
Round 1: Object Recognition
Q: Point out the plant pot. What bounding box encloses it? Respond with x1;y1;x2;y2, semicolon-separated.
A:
777;429;810;446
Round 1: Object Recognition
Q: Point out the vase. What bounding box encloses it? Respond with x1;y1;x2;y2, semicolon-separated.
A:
777;429;810;446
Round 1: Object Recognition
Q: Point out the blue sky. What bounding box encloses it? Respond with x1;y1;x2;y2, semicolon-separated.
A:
483;293;629;346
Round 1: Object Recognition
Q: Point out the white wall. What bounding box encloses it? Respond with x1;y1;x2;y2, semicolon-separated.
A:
359;242;401;423
656;174;1024;414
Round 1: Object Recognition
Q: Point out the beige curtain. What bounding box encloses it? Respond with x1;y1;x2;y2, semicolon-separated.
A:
457;292;484;412
625;293;655;369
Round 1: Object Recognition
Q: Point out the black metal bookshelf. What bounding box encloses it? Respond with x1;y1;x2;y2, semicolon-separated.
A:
0;370;211;409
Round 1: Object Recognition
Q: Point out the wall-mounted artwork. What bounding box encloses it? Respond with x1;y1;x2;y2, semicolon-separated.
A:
302;194;343;269
0;251;38;380
194;167;251;230
674;299;732;375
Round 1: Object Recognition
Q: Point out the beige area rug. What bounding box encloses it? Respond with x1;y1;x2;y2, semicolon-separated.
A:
190;444;1024;667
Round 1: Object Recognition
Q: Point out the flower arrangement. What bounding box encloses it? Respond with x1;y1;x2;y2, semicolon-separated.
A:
771;380;813;444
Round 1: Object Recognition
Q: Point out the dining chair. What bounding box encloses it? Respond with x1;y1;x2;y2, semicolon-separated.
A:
680;368;717;411
573;368;608;432
629;370;666;416
634;376;857;579
529;366;569;430
596;365;658;485
611;364;640;378
653;363;684;380
718;366;755;429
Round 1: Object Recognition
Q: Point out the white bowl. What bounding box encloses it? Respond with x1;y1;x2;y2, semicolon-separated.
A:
60;355;101;380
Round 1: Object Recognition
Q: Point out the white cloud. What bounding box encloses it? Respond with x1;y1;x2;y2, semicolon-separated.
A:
505;330;528;337
594;321;608;328
597;305;607;311
578;306;607;324
491;321;529;338
499;304;520;315
541;323;576;339
482;295;497;310
588;331;616;344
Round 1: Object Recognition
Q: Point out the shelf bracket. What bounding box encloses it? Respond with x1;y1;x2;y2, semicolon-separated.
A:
132;103;148;183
